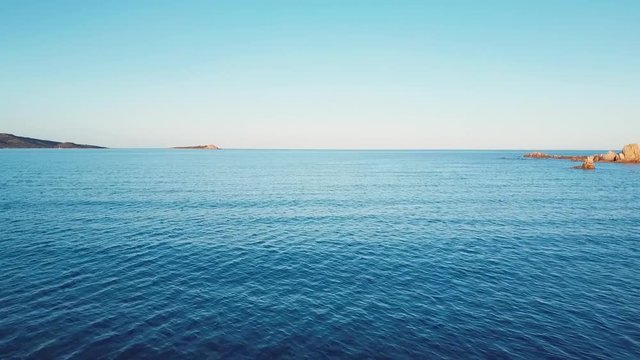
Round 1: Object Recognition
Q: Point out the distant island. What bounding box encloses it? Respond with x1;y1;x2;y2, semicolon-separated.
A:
172;144;221;150
524;143;639;169
0;133;105;149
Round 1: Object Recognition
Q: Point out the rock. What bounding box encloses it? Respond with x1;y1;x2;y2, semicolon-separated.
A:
526;143;640;167
524;152;587;161
580;156;595;170
622;144;640;162
524;152;547;159
599;151;617;162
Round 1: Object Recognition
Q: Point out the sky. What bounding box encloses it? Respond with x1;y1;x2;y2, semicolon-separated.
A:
0;0;638;149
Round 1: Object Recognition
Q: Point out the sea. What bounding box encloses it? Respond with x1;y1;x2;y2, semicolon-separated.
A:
1;149;639;359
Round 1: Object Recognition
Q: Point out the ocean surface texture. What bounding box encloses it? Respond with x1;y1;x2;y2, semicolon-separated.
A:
1;150;639;359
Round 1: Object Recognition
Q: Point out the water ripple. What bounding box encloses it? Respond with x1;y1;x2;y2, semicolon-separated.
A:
1;150;639;359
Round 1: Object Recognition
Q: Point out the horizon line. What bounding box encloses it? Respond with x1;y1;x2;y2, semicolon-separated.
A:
9;147;619;151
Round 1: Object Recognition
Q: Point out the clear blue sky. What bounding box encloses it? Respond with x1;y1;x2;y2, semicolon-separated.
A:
1;0;638;149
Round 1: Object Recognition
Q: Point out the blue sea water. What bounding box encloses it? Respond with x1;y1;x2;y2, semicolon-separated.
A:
1;149;639;359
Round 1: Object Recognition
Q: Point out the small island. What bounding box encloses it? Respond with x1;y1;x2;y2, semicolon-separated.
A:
524;143;639;170
0;133;105;149
172;144;221;150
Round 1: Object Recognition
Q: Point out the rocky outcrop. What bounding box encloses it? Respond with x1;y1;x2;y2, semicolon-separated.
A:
580;156;595;170
172;144;221;150
597;144;640;163
622;144;640;161
523;152;587;161
524;143;640;168
0;133;105;149
596;151;617;162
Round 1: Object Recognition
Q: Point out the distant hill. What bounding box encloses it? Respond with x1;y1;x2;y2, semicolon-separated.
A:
172;144;221;150
0;133;106;149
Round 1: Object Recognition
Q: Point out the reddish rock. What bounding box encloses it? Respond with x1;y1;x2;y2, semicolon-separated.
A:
622;144;640;162
580;157;596;170
523;152;587;161
525;143;640;166
599;151;617;162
